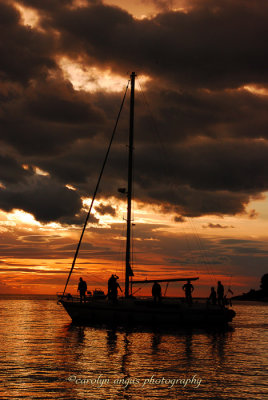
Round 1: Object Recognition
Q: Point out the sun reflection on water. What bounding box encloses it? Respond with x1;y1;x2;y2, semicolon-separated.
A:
0;299;267;399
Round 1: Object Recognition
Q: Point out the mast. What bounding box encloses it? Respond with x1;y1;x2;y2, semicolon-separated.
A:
125;72;136;297
62;82;130;297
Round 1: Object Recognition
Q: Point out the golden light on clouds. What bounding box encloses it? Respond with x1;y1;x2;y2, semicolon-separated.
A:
14;2;40;29
65;184;77;191
7;209;41;226
34;167;50;176
81;197;122;226
243;85;268;96
1;0;268;298
0;195;267;295
71;0;89;8
22;164;50;176
59;57;151;92
104;0;188;19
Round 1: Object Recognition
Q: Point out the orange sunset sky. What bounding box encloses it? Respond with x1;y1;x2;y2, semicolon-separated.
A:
0;0;268;297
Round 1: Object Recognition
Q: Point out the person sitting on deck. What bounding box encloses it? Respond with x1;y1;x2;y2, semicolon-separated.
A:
182;280;194;305
217;281;224;306
77;277;87;303
152;281;162;304
207;287;217;305
108;274;122;303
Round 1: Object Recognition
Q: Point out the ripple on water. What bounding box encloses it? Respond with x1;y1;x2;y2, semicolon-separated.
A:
0;300;267;400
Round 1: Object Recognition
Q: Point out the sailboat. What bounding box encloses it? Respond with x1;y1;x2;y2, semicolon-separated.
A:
58;72;236;327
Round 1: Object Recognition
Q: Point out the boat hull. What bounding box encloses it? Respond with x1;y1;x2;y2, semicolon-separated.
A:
59;298;236;328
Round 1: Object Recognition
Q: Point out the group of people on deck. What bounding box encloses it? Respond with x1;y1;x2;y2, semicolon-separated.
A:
77;276;228;306
77;275;122;303
152;279;195;305
208;281;227;306
152;279;227;306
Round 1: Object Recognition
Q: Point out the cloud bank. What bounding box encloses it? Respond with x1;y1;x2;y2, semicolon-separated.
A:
0;0;268;223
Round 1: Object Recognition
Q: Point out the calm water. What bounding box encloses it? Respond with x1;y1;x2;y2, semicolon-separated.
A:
0;297;267;400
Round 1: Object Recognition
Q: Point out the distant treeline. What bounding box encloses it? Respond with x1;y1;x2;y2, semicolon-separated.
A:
232;274;268;302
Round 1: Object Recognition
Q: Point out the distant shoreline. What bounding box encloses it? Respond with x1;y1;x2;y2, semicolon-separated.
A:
0;294;57;300
232;292;268;302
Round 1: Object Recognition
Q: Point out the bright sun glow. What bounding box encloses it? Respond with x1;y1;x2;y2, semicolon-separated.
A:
7;209;41;226
59;57;151;93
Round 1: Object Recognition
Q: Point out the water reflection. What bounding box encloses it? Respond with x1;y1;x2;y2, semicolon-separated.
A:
0;300;267;400
184;330;193;367
59;324;234;369
151;332;162;354
209;330;228;363
107;329;118;355
121;333;131;375
57;323;234;390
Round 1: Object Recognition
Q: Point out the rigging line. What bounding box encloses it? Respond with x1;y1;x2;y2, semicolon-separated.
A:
137;78;215;282
164;282;169;296
136;79;195;252
185;216;216;281
137;80;172;184
136;80;195;253
62;80;130;296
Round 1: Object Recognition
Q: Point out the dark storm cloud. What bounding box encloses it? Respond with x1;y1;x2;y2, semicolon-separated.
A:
25;113;268;218
0;175;82;223
26;85;268;180
0;1;56;84
0;76;105;155
149;185;251;217
0;0;268;223
154;139;268;193
0;1;105;161
95;203;117;216
136;85;268;141
25;79;104;124
58;211;99;226
45;0;268;90
0;154;30;184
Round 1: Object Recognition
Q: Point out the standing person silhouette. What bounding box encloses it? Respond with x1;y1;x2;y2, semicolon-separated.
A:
208;287;217;305
217;281;224;306
182;280;194;305
108;275;122;303
77;277;87;303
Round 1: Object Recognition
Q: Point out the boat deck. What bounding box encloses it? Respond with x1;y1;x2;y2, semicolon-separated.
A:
58;294;236;327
